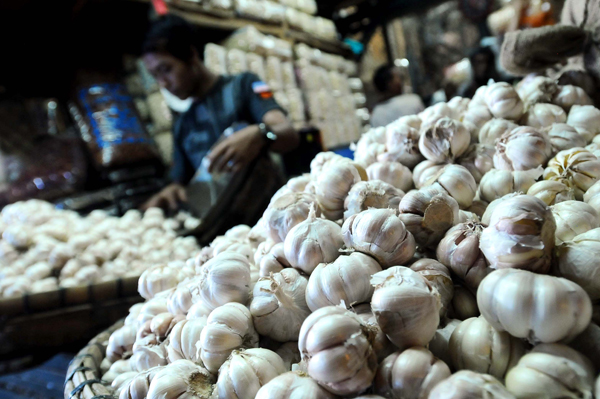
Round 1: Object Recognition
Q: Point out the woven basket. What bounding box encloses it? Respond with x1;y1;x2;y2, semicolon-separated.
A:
63;321;122;399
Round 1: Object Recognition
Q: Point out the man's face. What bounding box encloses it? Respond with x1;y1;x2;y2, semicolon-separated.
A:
388;68;403;95
143;52;196;99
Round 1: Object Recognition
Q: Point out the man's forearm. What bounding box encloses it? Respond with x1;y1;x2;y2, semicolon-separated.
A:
269;121;300;153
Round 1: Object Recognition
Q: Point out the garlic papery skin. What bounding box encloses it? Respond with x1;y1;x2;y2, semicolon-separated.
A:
478;119;518;147
556;228;600;302
119;367;161;399
250;268;310;342
315;161;367;220
479;194;555;273
410;259;453;317
215;348;287;399
544;147;600;200
428;319;461;366
264;192;319;243
254;371;337;399
477;165;543;204
505;345;594;399
166;318;207;364
138;264;180;300
373;347;451;399
305;253;381;312
546;123;587;154
485;82;524;121
370;266;441;350
343;180;404;220
567;105;600;143
428;370;515;399
436;222;491;292
477;268;592;344
380;123;423;169
517;75;558;105
552;85;593;112
254;239;276;266
587;142;600;158
458;144;495;183
418;117;470;163
449;316;527;379
449;285;480;320
367;161;413;192
199;302;259;373
521;103;567;129
146;359;215;399
342;208;415;268
107;324;138;362
466;199;489;219
493;127;552;171
551;201;600;244
283;206;343;275
298;305;377;396
423;164;477;209
527;178;576;205
353;304;396;362
412;160;447;189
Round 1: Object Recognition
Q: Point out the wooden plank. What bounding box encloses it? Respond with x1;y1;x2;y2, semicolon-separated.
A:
285;29;352;57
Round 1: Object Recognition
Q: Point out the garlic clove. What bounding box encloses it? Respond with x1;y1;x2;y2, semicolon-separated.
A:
428;318;461;366
166;318;207;364
448;285;480;321
260;242;290;277
423;164;477;209
527;178;576;206
428;370;515;399
146;359;215;399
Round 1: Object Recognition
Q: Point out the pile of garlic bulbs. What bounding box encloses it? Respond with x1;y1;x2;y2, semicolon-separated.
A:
100;79;600;399
0;200;200;298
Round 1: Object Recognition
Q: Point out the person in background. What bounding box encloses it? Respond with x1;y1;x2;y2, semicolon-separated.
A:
141;15;299;210
370;65;425;128
457;46;502;99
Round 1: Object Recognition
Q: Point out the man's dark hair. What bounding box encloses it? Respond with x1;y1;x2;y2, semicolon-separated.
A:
373;65;397;93
142;15;197;62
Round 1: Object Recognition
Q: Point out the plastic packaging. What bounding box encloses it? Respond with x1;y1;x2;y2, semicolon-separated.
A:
226;49;248;75
281;61;297;89
246;53;266;81
204;43;228;75
265;56;284;91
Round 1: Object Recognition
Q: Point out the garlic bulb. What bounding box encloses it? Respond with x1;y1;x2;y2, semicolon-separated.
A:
584;179;600;215
366;161;413;192
479;194;555;273
146;360;214;399
283;206;343;275
556;228;600;302
130;342;168;372
478;119;518;146
374;348;451;399
447;96;471;120
398;187;460;249
428;319;461;366
259;243;290;277
494;127;552;171
418;117;470;163
286;174;311;193
138;264;179;300
166;318;207;364
428;370;515;399
250;268;310;342
423;164;477;209
587;143;600;158
466;199;488;218
521;103;567;129
419;102;453;125
118;367;161;399
449;285;480;320
436;222;491;292
103;359;133;384
309;151;346;179
264;192;319;243
517;75;558;105
298;305;377;396
254;371;337;399
315;161;367;220
306;252;381;311
470;85;489;108
343;180;403;220
199;302;259;373
412;160;446;189
355;142;386;168
107;324;137;362
527;178;576;205
546;123;587;154
567;105;600;143
544;147;600;200
410;259;453;317
215;348;287;399
371;266;441;350
457;144;495;183
274;341;301;371
254;239;275;266
485;82;524;121
552;85;593;112
551;201;600;244
380;123;423;168
353;304;396;362
463;106;494;137
342;208;415;268
505;344;594;399
477;268;592;344
449;316;527;379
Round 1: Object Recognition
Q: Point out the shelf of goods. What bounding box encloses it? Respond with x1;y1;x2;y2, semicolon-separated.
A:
64;77;600;399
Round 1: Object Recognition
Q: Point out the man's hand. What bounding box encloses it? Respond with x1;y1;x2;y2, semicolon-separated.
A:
141;183;187;211
205;125;264;174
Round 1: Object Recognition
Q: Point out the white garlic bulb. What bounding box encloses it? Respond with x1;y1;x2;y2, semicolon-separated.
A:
517;75;558;105
371;266;441;350
343;180;403;220
428;370;515;399
130;342;168;372
412;160;447;189
546;123;587;154
478;119;518;146
146;360;215;399
551;201;600;244
587;142;600;158
418;117;470;163
478;168;543;203
254;239;275;266
552;85;593;112
423;164;477;209
485;82;524;121
428;319;461;366
286;174;311;193
556;228;600;302
367;161;413;192
567;105;600;143
263;192;319;243
255;371;337;399
309;151;346;179
259;242;290;277
250;268;310;342
527;178;576;205
584;179;600;215
353;304;396;362
380;123;423;168
355;142;386;168
283;206;343;275
477;268;592;344
315;161;367;220
342;208;415;268
215;348;287;399
107;324;137;362
449;285;480;321
118;367;161;399
138;264;179;300
521;103;567;129
419;102;453;125
479;194;555;273
374;347;451;399
447;96;471;120
463;106;493;137
457;144;495;183
305;252;382;311
544;147;600;200
493;127;552;171
103;359;133;384
298;305;377;396
410;259;454;317
166;318;207;364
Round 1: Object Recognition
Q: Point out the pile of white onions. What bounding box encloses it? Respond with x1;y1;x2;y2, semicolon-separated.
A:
99;79;600;399
0;201;200;297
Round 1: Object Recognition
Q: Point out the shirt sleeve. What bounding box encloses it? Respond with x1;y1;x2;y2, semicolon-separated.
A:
169;116;196;185
239;72;285;123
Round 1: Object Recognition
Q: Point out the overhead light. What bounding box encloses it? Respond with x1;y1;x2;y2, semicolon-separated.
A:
338;6;358;18
394;58;409;67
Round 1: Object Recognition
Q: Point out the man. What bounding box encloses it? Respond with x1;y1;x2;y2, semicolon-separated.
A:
458;46;502;99
141;15;299;210
370;65;425;127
